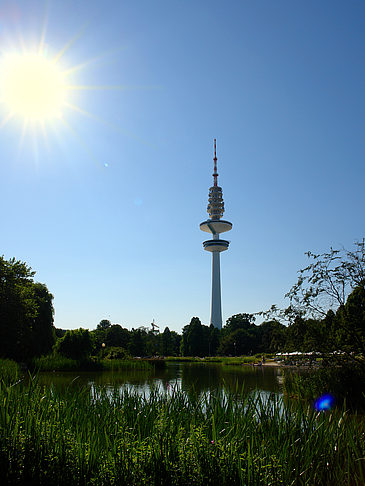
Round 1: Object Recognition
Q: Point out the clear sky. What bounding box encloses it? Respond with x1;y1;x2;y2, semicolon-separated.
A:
1;0;364;332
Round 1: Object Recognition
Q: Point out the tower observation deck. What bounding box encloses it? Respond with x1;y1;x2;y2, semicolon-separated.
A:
200;140;232;329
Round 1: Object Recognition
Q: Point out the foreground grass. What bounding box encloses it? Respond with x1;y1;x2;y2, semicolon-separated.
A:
0;379;364;485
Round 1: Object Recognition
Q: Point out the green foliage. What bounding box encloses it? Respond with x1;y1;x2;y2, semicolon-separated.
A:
102;346;130;360
97;319;112;330
105;324;131;349
32;354;154;372
258;320;286;353
219;314;258;355
160;326;174;356
283;361;365;408
32;354;82;371
286;239;365;319
181;318;210;357
55;328;92;360
0;382;364;485
129;327;147;356
0;358;19;384
0;256;55;361
335;285;365;355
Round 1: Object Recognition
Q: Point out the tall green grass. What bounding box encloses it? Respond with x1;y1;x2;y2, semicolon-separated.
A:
0;378;364;485
0;358;19;384
283;363;365;409
32;354;154;372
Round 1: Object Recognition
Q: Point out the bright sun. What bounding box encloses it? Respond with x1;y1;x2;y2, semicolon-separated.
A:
0;53;67;121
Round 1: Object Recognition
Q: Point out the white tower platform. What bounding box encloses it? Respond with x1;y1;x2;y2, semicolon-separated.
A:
200;140;232;329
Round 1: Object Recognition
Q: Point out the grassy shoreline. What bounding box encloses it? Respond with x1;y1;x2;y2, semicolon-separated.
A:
0;378;364;485
29;355;158;372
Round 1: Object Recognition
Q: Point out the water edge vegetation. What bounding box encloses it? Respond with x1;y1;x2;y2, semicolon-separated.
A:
0;368;364;486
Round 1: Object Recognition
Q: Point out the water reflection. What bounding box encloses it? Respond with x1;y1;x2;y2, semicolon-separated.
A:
35;363;283;399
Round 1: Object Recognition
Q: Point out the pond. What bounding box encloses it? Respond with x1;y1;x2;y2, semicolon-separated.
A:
36;362;284;398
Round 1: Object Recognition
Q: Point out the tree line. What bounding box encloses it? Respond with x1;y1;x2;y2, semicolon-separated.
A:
0;240;364;362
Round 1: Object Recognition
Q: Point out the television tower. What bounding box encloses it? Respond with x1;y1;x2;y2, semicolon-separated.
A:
200;140;232;329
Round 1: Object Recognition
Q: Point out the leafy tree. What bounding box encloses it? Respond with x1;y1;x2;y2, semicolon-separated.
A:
105;324;130;349
129;328;147;356
286;240;365;319
334;284;365;356
0;256;55;361
208;325;220;356
30;283;55;357
97;319;112;330
219;314;259;355
55;328;92;360
181;317;209;357
218;328;257;356
261;240;365;357
145;330;159;356
223;313;256;335
160;327;174;356
258;320;286;353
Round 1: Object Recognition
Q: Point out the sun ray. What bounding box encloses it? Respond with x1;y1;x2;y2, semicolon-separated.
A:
37;1;49;56
17;119;29;157
0;111;15;129
63;47;127;76
64;102;156;149
53;25;87;63
59;117;101;167
65;101;131;134
68;84;160;91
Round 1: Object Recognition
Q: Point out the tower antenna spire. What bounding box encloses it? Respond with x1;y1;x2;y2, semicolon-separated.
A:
213;139;218;187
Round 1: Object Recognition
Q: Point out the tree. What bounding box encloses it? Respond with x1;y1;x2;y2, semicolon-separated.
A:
0;256;55;361
97;319;112;330
334;285;365;356
219;314;259;355
223;313;256;335
208;325;220;356
286;240;365;319
258;320;286;353
129;328;147;356
181;318;209;357
30;283;55;357
161;327;174;356
104;325;130;349
218;328;257;356
55;328;92;360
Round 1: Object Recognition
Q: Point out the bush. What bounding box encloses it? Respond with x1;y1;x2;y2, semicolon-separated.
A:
283;360;365;409
102;346;130;360
0;359;20;384
55;328;92;360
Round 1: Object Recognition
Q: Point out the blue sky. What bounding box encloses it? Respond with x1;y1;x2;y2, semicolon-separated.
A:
1;0;364;332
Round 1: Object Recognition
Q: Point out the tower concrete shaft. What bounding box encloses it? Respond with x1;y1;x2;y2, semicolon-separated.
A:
211;250;222;328
200;140;232;330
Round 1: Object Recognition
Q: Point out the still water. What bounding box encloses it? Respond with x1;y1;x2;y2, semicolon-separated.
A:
36;363;283;398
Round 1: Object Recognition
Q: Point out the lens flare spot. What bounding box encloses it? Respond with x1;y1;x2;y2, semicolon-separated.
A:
314;394;334;411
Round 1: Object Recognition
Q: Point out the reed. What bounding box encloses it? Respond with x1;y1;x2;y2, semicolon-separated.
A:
32;354;154;372
0;378;364;485
0;358;19;384
283;363;365;409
